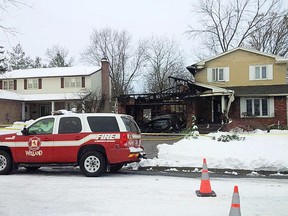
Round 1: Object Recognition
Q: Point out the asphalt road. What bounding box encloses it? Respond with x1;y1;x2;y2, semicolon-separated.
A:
141;133;184;158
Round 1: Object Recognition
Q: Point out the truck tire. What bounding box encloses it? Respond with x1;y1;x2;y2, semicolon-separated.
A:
0;150;13;175
79;151;106;177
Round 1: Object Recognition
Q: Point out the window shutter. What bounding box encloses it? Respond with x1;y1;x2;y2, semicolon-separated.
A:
0;80;2;89
224;67;230;82
269;97;275;117
240;97;246;118
61;78;64;88
82;77;85;88
207;68;213;82
267;64;273;80
24;79;27;90
14;80;17;90
249;66;254;80
38;78;42;89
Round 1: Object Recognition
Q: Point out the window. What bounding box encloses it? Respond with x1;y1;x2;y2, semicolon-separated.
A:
207;67;229;82
87;116;120;132
121;116;140;133
242;98;272;117
254;66;267;79
28;79;39;89
28;118;55;135
58;117;82;134
64;77;81;88
3;80;14;90
249;65;272;80
212;68;224;81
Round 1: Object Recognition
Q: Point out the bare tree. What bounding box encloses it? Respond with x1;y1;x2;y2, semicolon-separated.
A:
82;27;146;97
0;0;28;34
188;0;286;55
144;36;189;93
248;13;288;56
46;45;74;67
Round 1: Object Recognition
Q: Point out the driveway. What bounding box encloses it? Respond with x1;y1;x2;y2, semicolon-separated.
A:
141;133;184;158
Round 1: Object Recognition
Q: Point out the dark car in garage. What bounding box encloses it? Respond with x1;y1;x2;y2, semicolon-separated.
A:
140;114;186;133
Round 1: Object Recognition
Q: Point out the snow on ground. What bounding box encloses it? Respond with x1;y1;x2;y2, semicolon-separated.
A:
0;124;288;215
139;130;288;172
0;171;287;216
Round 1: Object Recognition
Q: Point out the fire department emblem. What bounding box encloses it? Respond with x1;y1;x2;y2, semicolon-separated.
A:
28;137;41;151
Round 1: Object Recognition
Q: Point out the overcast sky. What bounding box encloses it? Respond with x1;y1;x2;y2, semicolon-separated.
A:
0;0;197;66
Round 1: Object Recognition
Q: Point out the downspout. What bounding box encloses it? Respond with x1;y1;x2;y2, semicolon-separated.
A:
221;95;225;114
226;91;235;119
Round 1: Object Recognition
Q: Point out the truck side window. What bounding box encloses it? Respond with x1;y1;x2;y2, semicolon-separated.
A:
87;117;120;132
58;117;82;134
121;116;140;133
28;118;55;135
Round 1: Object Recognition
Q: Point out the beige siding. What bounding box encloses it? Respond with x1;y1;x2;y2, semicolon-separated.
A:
195;49;287;87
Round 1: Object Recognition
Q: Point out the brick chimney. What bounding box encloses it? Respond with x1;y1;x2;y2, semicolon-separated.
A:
101;57;111;112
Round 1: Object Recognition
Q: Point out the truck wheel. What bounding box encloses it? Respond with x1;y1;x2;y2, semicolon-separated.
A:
0;150;13;175
79;151;106;177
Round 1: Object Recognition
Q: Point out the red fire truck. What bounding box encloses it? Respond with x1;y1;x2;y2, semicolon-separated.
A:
0;112;144;177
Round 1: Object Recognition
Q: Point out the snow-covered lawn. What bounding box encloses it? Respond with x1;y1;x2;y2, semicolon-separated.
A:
0;171;287;216
140;130;288;172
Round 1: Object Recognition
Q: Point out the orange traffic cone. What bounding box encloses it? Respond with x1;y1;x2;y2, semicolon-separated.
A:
229;185;241;216
195;158;216;197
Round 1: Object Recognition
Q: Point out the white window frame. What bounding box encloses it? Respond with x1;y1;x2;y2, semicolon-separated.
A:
3;80;14;90
27;79;39;89
249;64;273;80
240;97;274;118
212;68;224;81
64;77;81;88
207;67;229;82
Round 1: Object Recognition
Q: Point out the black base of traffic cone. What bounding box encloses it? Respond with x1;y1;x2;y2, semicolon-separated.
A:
195;190;217;197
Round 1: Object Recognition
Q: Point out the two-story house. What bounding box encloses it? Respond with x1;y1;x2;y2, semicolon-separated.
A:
0;58;110;124
187;47;288;130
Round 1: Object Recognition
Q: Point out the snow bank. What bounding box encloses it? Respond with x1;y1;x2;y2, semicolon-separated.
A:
140;130;288;172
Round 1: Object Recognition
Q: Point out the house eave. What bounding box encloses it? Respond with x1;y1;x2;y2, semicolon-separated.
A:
237;93;288;97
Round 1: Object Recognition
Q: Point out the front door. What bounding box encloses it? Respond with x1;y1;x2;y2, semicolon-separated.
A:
14;117;55;163
40;105;51;117
213;99;222;123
